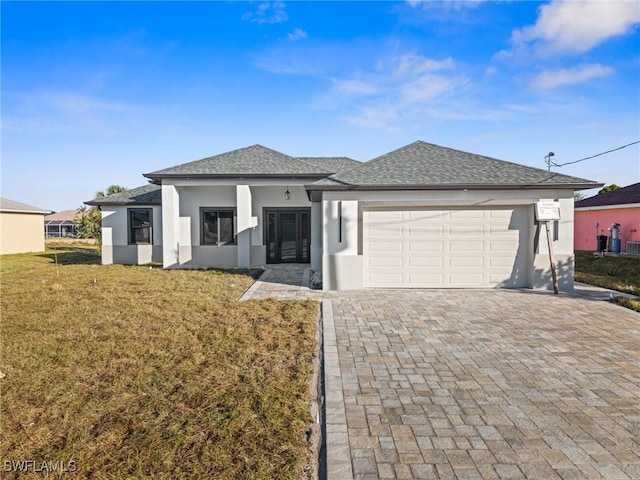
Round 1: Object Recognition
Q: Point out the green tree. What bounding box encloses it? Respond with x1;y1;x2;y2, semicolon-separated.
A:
75;185;128;241
96;185;128;198
75;205;102;240
573;192;586;201
598;184;621;194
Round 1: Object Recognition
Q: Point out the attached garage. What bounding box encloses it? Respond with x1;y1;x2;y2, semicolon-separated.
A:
363;206;532;288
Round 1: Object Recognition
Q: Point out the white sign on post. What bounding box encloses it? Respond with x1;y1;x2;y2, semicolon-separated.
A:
535;201;561;221
535;201;561;294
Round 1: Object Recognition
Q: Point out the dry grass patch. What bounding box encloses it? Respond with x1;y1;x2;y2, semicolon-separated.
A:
574;250;640;312
613;296;640;312
1;251;319;479
574;250;640;294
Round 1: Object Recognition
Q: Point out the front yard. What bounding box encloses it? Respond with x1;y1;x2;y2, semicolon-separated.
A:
575;250;640;311
0;248;320;479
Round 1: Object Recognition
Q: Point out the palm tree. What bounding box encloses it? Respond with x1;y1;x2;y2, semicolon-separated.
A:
95;185;128;198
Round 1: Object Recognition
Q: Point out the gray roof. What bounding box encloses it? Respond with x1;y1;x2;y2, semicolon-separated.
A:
86;184;161;206
296;156;362;174
0;197;49;214
145;145;334;179
575;182;640;208
310;141;602;190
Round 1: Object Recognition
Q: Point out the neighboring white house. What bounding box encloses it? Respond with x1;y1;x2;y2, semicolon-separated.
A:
87;141;602;292
0;197;50;254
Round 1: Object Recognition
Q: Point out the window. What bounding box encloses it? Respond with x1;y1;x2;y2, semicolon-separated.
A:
128;208;153;245
201;208;236;245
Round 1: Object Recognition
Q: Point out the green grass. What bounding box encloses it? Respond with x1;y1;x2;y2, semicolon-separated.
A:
574;250;640;294
1;250;320;479
575;250;640;312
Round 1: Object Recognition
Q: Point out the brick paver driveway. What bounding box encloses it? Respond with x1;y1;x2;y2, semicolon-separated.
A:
323;290;640;480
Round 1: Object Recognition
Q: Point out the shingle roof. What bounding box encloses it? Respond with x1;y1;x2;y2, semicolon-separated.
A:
45;210;78;222
575;182;640;208
0;197;49;214
296;157;362;174
85;184;161;206
144;145;334;179
310;141;602;189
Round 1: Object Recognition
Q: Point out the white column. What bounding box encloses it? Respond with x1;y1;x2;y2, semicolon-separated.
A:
100;210;114;265
311;201;322;272
161;184;180;268
236;185;252;268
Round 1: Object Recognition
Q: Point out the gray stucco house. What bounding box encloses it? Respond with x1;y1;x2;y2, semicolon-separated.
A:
87;141;601;291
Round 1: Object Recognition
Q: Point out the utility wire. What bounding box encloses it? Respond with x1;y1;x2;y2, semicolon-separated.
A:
551;140;640;168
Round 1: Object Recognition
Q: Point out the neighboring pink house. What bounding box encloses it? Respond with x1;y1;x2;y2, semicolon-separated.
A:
574;182;640;252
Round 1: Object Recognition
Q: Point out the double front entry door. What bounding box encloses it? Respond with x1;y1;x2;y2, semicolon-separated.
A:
265;209;310;263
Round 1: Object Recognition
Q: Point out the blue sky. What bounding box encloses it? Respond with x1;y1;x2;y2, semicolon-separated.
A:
2;1;639;211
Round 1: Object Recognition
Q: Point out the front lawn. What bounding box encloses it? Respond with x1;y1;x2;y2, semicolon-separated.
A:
1;249;320;479
575;250;640;312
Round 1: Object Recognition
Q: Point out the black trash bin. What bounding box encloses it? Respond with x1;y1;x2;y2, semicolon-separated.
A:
597;235;608;252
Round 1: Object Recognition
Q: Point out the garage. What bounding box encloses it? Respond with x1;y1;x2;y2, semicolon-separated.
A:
363;207;532;288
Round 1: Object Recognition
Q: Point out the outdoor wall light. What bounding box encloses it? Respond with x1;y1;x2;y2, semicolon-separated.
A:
285;187;291;200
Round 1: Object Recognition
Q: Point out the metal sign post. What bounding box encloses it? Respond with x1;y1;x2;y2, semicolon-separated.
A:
535;201;561;294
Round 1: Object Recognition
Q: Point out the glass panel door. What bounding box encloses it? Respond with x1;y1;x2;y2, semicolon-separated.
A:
265;209;311;263
267;212;277;263
300;212;310;263
279;213;297;263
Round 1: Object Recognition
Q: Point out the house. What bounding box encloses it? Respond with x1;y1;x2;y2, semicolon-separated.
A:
574;182;640;253
45;210;80;238
0;197;50;255
87;141;602;292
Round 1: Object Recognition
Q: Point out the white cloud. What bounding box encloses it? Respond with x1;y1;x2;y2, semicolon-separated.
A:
38;91;137;114
394;54;455;76
400;75;460;103
332;54;459;99
242;1;288;24
333;79;379;95
2;90;145;134
347;103;399;129
406;0;486;11
327;53;467;128
287;28;307;41
484;66;498;77
512;0;640;56
530;64;614;89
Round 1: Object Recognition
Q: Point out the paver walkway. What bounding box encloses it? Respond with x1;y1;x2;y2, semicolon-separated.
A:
242;269;640;480
239;264;319;301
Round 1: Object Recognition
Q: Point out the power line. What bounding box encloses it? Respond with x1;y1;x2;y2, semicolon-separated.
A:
550;140;640;168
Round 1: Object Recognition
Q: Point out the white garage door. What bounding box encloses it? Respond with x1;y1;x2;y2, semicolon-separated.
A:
363;207;531;288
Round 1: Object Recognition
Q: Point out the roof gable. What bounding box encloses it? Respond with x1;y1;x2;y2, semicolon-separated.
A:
575;182;640;208
145;145;333;179
311;141;602;189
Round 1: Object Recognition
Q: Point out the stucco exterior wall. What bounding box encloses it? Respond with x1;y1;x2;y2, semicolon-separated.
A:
0;212;45;254
574;205;640;252
101;206;162;265
162;182;311;268
321;189;575;292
